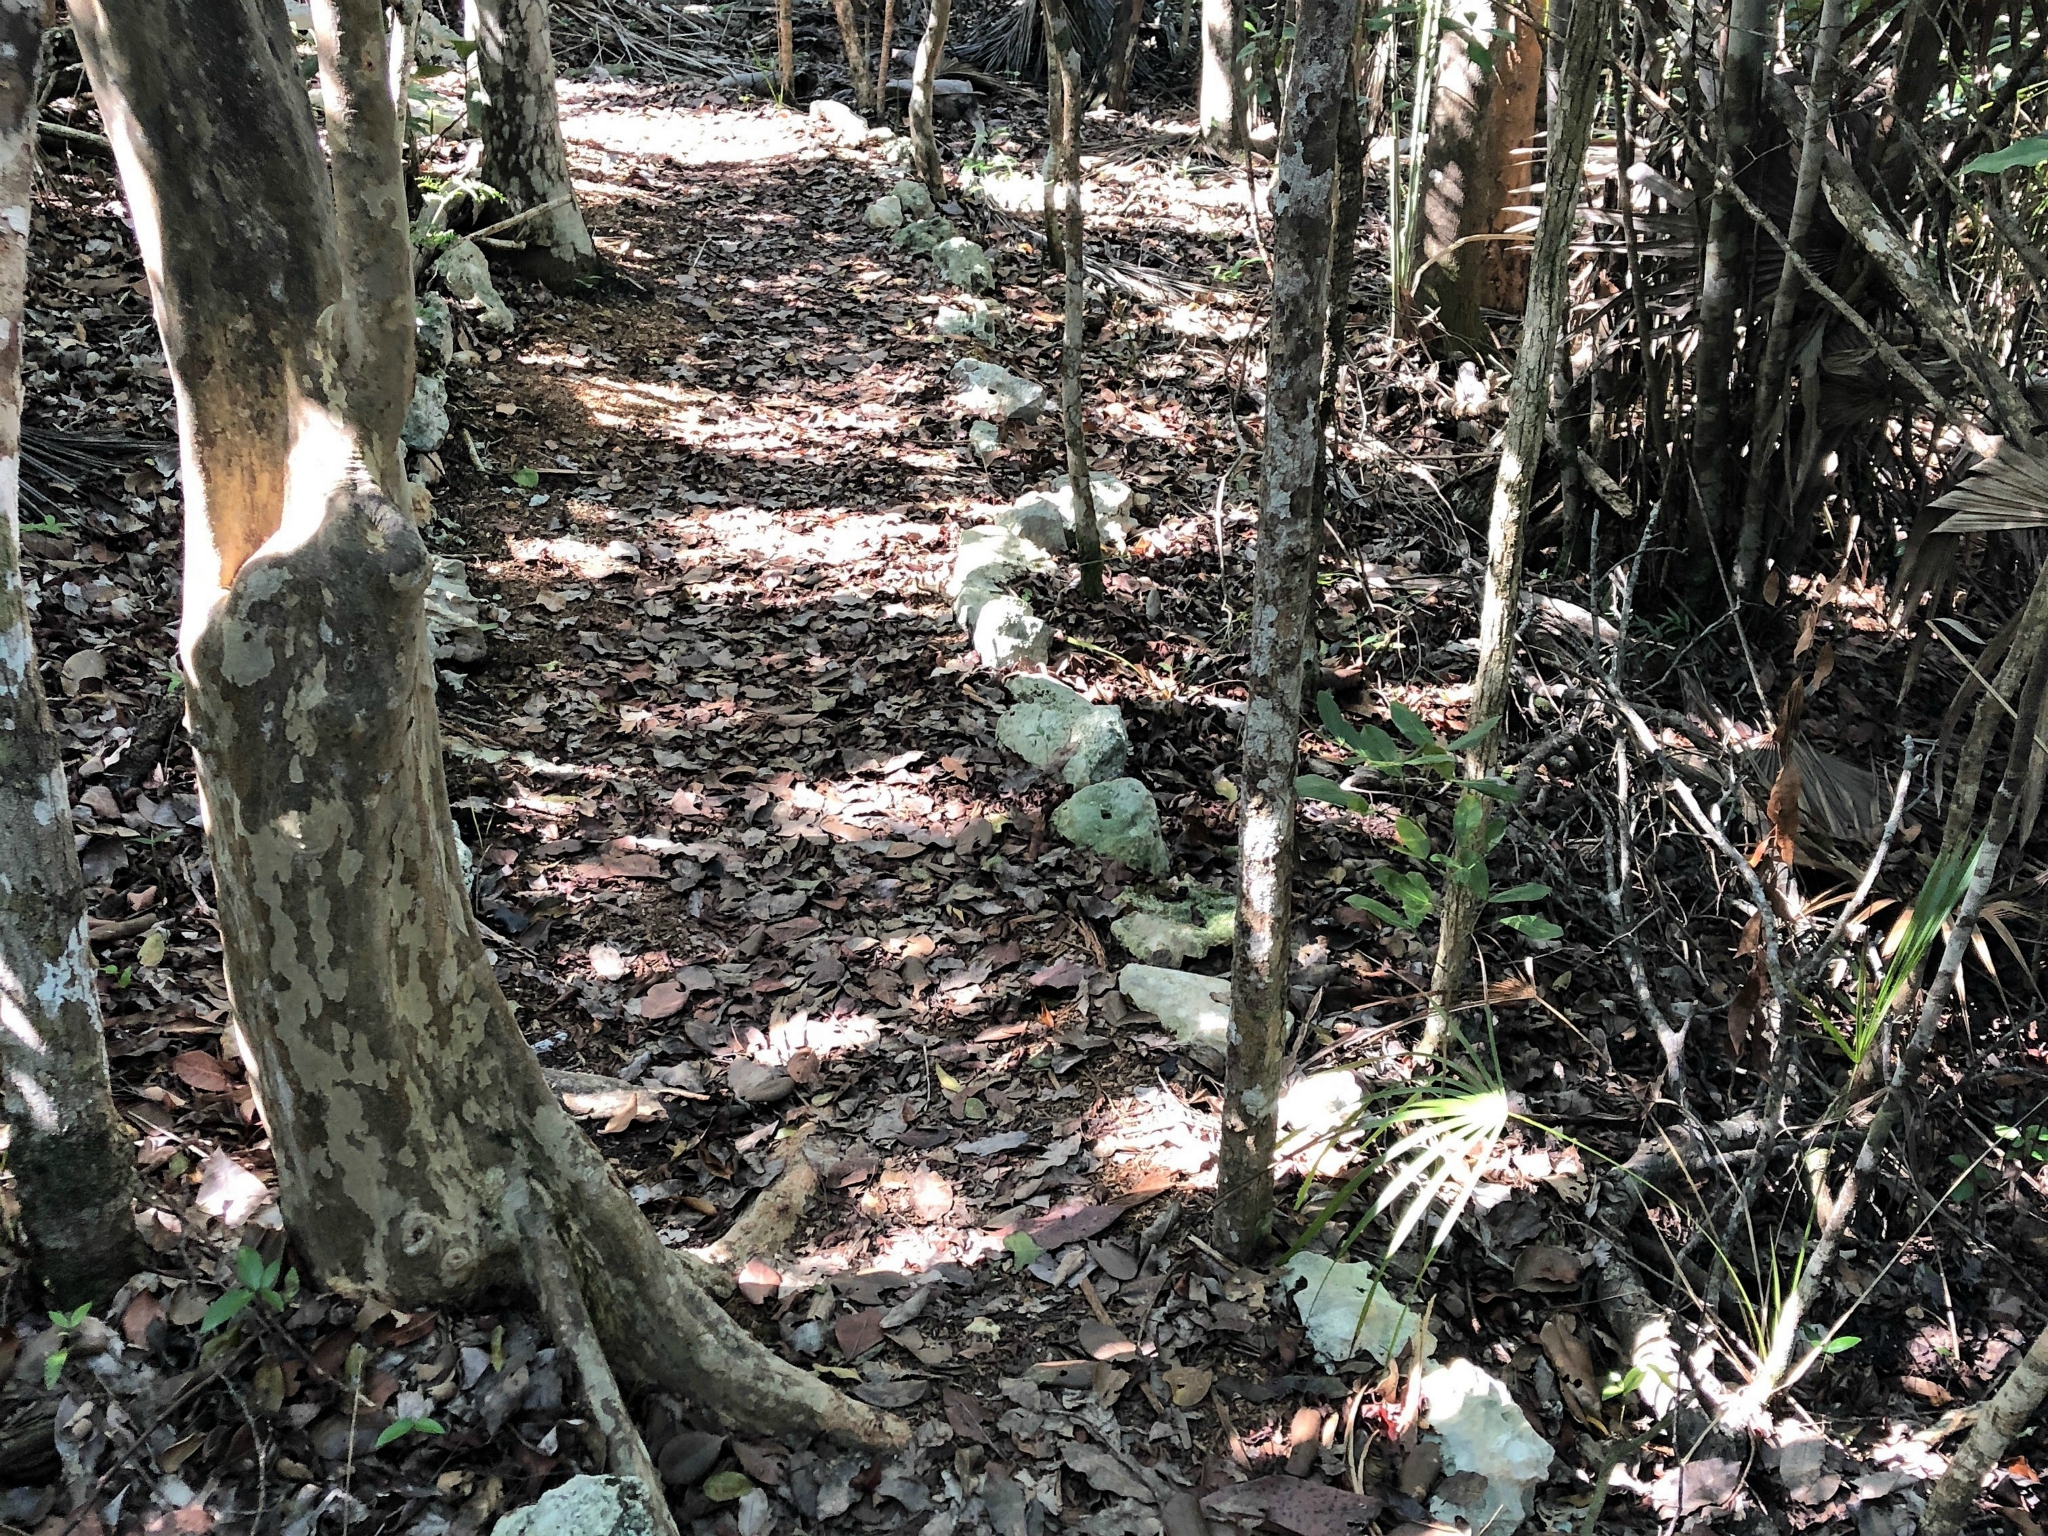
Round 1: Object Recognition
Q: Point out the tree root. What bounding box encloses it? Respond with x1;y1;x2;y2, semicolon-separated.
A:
695;1130;819;1268
517;1190;684;1536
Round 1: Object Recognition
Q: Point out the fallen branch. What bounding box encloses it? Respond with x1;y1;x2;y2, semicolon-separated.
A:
1920;1317;2048;1535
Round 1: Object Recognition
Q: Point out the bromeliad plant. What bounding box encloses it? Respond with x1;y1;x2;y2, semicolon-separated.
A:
1298;692;1560;942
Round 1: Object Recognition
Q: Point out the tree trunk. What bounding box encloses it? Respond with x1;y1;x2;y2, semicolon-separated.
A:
1920;1317;2048;1536
0;0;143;1306
1041;0;1105;600
1731;0;1846;592
1421;0;1611;1056
872;0;900;124
1103;0;1144;108
909;0;954;198
778;0;795;98
1686;0;1769;563
1213;0;1357;1260
1412;0;1544;355
464;0;600;287
1199;0;1241;145
828;0;876;114
74;0;901;1454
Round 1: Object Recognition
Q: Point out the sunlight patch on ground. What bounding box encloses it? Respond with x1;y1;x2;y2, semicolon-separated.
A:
561;93;823;166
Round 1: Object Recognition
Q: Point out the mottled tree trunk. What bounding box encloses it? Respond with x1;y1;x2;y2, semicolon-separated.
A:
1921;1318;2048;1536
464;0;600;287
1686;0;1769;561
0;0;143;1305
1214;0;1357;1260
1041;0;1104;599
75;0;900;1453
871;0;899;124
1199;0;1241;144
908;0;954;198
1422;0;1610;1055
1412;0;1544;355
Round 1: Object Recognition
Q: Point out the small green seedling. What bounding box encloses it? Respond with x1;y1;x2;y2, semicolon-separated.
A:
1003;1231;1044;1270
43;1303;92;1388
201;1245;299;1333
511;468;540;490
375;1416;447;1449
1300;692;1560;942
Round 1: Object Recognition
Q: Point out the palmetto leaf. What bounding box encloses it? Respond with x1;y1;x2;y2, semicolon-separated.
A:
1931;440;2048;534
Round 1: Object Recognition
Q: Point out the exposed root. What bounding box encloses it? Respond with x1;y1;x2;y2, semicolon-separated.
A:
517;1189;683;1536
695;1129;819;1268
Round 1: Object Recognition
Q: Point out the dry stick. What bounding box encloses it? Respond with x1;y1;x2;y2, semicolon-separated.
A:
1739;604;2047;1415
776;0;794;98
517;1194;684;1536
1212;0;1358;1260
467;192;572;245
1731;0;1847;592
1921;1317;2048;1535
870;0;898;128
1038;0;1102;600
1419;0;1613;1057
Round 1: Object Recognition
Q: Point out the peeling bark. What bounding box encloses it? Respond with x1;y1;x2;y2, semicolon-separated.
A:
1423;0;1611;1054
1214;0;1356;1260
1040;0;1104;600
908;0;954;199
0;0;143;1305
74;0;901;1450
465;0;601;288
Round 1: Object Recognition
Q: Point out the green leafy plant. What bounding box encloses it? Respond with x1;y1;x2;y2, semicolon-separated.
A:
20;512;71;536
375;1415;446;1449
1960;135;2048;174
1298;693;1558;941
201;1245;298;1333
511;467;541;490
1816;839;1977;1065
43;1303;92;1388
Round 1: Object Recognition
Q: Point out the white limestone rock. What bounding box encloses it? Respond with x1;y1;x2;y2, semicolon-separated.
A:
950;358;1045;423
1053;778;1169;875
932;236;994;291
863;193;905;230
995;675;1129;786
1422;1358;1555;1535
1117;964;1228;1047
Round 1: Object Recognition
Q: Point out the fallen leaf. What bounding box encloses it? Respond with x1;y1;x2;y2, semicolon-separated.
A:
735;1259;781;1305
1079;1320;1136;1360
1512;1244;1583;1290
1647;1458;1742;1518
943;1386;992;1446
637;981;689;1020
852;1377;929;1408
1062;1442;1154;1503
1027;956;1088;989
170;1051;234;1094
835;1308;885;1357
1201;1476;1384;1536
1538;1315;1603;1425
121;1290;165;1348
1163;1365;1212;1407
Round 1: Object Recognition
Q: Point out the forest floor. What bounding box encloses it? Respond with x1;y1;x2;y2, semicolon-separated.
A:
9;56;2048;1536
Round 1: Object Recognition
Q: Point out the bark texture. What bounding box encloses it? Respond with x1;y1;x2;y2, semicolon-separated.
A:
1413;0;1544;354
74;0;901;1451
1731;0;1846;591
1687;0;1770;556
1214;0;1356;1259
1920;1317;2048;1536
908;0;954;199
1422;0;1611;1054
465;0;600;287
1198;0;1241;144
1040;0;1103;599
0;0;143;1305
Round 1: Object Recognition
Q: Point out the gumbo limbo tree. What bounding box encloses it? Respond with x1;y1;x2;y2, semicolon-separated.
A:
74;0;898;1453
